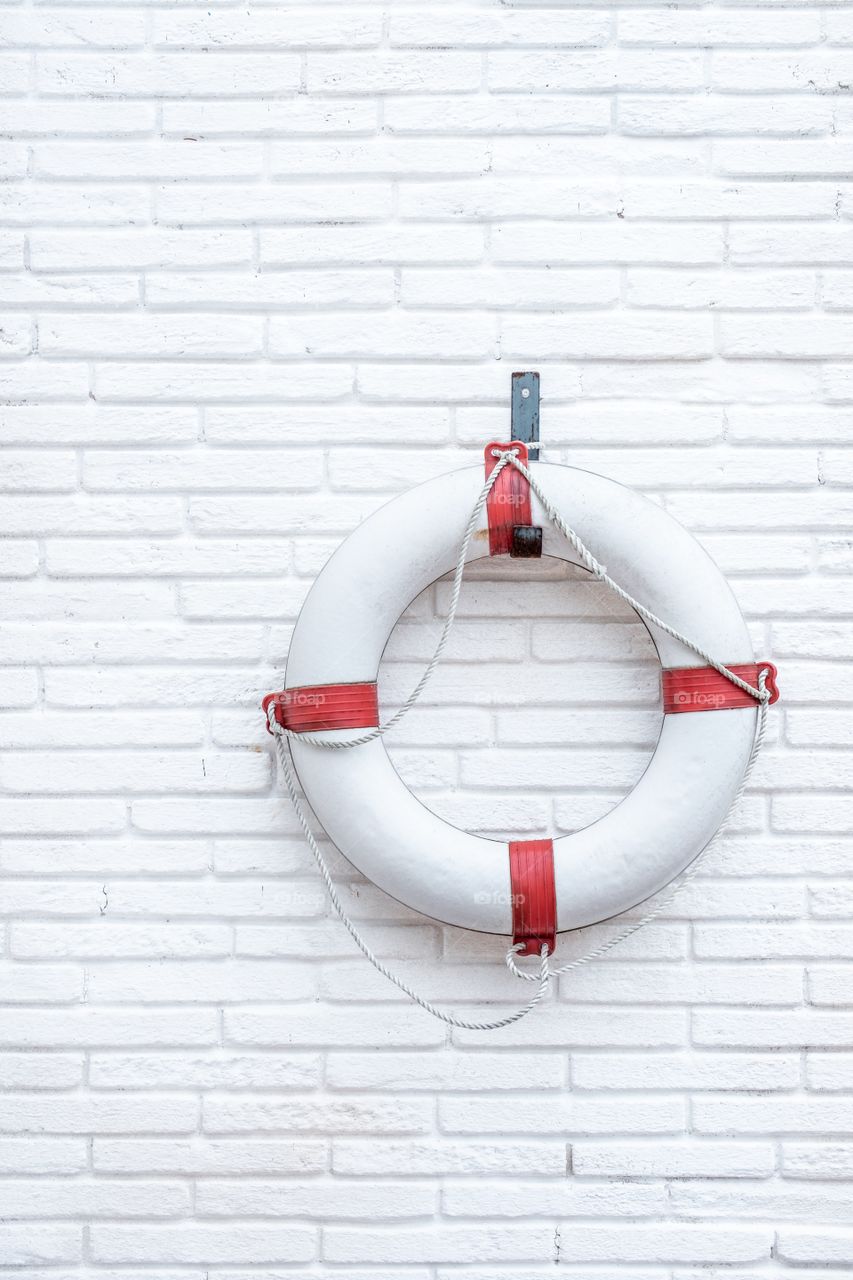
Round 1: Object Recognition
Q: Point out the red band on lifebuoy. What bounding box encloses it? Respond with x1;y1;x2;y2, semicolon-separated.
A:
484;441;531;556
263;682;379;735
662;662;779;714
509;838;556;957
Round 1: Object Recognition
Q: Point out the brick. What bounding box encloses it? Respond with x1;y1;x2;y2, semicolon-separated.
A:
783;1143;853;1179
722;315;853;359
808;966;853;1007
147;267;393;310
439;1095;685;1135
622;181;831;220
40;314;262;358
442;1179;666;1218
0;965;82;1003
695;922;853;960
399;178;616;221
333;1140;566;1177
0;10;146;49
93;1136;327;1175
806;1052;853;1090
490;50;703;92
205;404;448;445
204;1094;431;1135
0;1052;82;1089
0;624;263;665
621;95;830;136
0;182;146;226
0;101;155;135
87;960;316;1004
0;1093;198;1133
669;1179;853;1223
37;53;301;98
0;1010;218;1048
391;11;610;48
778;1229;853;1264
45;538;292;578
83;449;321;492
713;50;853;93
0;406;197;445
270;138;488;178
694;1009;853;1050
0;836;210;874
307;51;481;94
403;267;620;310
93;360;354;402
34;140;263;180
694;1095;853;1135
161;98;377;136
572;1051;798;1091
0;1137;86;1175
12;923;231;959
323;1226;560;1265
501;313;713;360
572;1139;774;1179
89;1051;321;1091
89;1224;315;1264
619;10;820;45
628;268;815;311
154;10;380;50
0;1177;189;1218
225;1007;445;1049
387;95;610;135
493;221;724;265
30;227;253;272
262;224;484;266
325;1051;564;1091
0;540;38;577
196;1178;434;1218
0;1226;81;1265
731;224;853;265
157;181;392;226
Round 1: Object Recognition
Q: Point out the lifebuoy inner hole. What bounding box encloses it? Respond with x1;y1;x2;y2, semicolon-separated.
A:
377;554;665;846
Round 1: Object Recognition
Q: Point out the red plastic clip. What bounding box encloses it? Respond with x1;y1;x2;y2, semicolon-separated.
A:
484;440;531;556
662;662;779;714
509;838;556;958
263;681;379;735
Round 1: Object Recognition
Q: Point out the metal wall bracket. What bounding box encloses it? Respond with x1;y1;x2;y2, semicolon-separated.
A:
511;371;540;461
509;370;541;556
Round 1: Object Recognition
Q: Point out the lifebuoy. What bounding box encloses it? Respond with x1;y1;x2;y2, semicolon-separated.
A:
265;446;778;957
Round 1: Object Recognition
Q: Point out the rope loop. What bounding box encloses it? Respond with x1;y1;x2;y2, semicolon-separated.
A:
270;444;773;1029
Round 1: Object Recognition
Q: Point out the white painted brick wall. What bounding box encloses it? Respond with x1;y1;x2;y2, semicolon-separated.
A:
0;0;851;1271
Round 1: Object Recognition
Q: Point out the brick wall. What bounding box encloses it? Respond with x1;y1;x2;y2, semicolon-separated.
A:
1;0;852;1272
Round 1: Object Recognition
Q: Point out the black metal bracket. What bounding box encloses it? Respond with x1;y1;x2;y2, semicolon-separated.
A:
510;370;541;557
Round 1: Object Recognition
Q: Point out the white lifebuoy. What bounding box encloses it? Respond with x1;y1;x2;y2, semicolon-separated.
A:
280;458;763;939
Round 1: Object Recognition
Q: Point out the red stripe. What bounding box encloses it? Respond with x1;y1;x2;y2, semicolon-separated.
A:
484;440;531;556
509;838;556;958
662;662;779;714
263;682;379;734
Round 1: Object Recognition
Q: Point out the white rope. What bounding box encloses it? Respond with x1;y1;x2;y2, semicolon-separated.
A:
269;447;773;1029
273;729;552;1031
272;448;516;751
